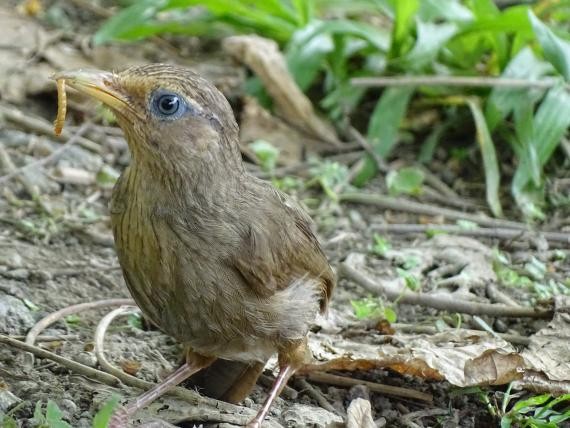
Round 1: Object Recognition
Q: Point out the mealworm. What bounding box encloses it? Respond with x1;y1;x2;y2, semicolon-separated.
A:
54;78;66;136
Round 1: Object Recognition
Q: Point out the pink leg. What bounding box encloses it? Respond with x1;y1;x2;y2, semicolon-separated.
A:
109;356;213;428
246;364;294;428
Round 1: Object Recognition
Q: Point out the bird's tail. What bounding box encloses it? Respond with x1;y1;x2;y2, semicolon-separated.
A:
186;358;266;403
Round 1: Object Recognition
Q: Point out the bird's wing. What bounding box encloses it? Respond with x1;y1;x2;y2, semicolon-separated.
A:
231;185;334;312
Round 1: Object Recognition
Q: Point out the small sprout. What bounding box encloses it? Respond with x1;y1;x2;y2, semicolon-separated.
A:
401;255;420;270
93;395;121;428
127;313;143;330
309;160;349;201
32;400;72;428
426;228;445;238
456;219;478;230
351;297;396;322
272;176;303;192
96;165;120;188
523;257;547;281
249;140;279;173
386;167;424;196
370;234;390;257
397;268;421;291
64;314;81;325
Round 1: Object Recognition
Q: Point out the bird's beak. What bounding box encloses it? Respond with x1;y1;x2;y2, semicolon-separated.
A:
53;69;138;118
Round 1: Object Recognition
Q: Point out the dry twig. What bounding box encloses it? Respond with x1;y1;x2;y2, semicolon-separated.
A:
304;371;433;403
340;192;527;229
370;223;570;245
340;261;553;319
93;306;253;415
0;334;121;385
351;75;565;90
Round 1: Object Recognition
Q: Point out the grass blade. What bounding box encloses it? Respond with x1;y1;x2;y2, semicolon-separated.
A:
529;10;570;81
466;97;502;217
353;86;414;185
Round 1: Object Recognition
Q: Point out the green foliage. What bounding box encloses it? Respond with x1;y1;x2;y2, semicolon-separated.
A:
386;167;425;196
93;395;121;428
95;0;570;218
32;401;72;428
370;233;390;257
350;296;396;322
248;140;280;173
500;391;570;428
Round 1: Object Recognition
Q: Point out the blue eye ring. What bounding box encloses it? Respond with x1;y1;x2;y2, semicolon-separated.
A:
150;90;187;120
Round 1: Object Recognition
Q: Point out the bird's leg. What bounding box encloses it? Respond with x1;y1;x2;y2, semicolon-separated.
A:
109;352;214;428
246;364;295;428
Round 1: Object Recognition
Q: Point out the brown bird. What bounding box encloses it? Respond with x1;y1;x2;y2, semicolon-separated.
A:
55;64;335;427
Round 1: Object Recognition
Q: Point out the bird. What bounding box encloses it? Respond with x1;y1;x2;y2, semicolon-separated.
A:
54;64;335;427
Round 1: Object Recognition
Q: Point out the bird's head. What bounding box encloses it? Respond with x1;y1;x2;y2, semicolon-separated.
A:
55;64;241;171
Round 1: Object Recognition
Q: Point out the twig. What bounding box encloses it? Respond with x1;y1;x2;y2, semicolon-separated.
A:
340;261;553;319
346;126;387;173
390;323;530;346
486;283;520;307
26;298;135;347
0;123;92;185
10;334;79;342
93;306;250;414
295;377;339;415
0;103;101;153
369;223;570;244
304;371;433;403
339;192;527;229
0;334;121;386
351;75;564;90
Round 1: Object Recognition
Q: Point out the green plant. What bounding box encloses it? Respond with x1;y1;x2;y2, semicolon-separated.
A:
370;233;391;257
96;0;570;219
32;401;72;428
500;387;570;428
350;296;397;322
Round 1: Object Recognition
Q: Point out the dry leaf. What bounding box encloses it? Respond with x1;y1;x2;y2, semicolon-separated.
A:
346;398;375;428
223;35;339;145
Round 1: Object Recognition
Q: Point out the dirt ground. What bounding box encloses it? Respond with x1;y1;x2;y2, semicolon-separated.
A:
1;1;569;428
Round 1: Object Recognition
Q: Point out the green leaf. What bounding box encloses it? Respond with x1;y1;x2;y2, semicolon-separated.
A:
46;401;72;428
249;140;280;173
383;306;397;323
386;167;424;196
485;47;551;131
93;0;169;44
466;98;502;217
419;0;472;22
353;87;414;185
350;297;385;319
397;21;458;71
529;11;570;81
389;0;419;58
371;233;391;257
93;395;121;428
512;85;570;218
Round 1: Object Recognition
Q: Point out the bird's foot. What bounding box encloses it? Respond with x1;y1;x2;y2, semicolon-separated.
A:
107;405;130;428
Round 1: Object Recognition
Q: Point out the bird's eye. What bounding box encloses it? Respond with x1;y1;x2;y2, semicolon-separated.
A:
157;94;180;115
150;90;186;120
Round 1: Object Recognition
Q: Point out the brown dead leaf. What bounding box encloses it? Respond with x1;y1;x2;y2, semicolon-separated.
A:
223;35;339;145
521;296;570;383
121;359;142;376
464;349;525;385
